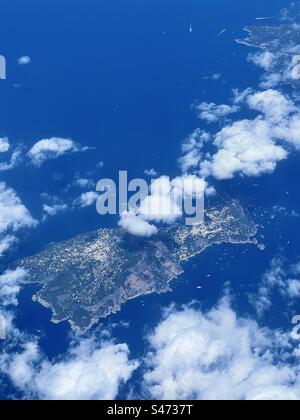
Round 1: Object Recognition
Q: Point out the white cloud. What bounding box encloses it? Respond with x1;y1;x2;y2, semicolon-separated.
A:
248;51;276;71
273;113;300;150
0;137;10;153
197;89;300;180
0;149;22;172
252;258;300;317
40;194;69;220
193;102;239;123
42;204;68;221
0;267;28;340
0;182;38;254
0;268;28;307
28;138;87;166
179;129;210;174
0;313;7;340
144;169;158;177
139;176;183;224
0;183;37;232
260;73;282;89
18;56;31;66
0;263;137;401
200;118;288;180
0;269;138;400
233;88;253;104
143;297;300;400
247;89;296;123
0;310;16;341
245;89;300;150
139;176;206;224
0;137;22;172
245;40;300;89
117;175;206;237
253;258;286;318
119;211;158;238
0;236;18;256
287;279;300;298
1;335;138;400
77;191;99;208
205;186;216;196
75;178;95;189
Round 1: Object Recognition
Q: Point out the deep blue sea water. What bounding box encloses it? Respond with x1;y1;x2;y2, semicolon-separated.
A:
0;0;298;399
0;0;289;255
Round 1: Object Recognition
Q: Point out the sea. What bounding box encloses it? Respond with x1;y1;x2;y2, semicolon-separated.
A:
0;0;296;399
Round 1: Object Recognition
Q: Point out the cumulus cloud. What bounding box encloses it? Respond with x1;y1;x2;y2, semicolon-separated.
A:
138;176;183;224
140;176;206;224
200;118;288;180
0;138;21;172
1;269;137;402
0;310;16;341
117;175;206;237
28;138;88;166
232;88;253;105
193;102;239;124
1;335;138;400
253;258;286;318
252;258;300;317
247;89;296;122
260;73;283;89
63;176;96;194
179;129;210;174
77;191;99;208
0;268;138;401
0;236;18;256
75;178;95;189
287;279;300;299
18;56;31;66
0;268;28;307
0;137;10;153
143;297;300;400
40;193;69;219
0;149;23;172
248;51;276;71
0;182;38;255
0;183;37;232
246;89;300;150
0;268;28;340
42;204;68;221
197;89;300;180
119;211;158;238
0;267;137;401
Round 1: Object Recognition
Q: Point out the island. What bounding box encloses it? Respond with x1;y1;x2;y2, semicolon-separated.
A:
18;201;257;332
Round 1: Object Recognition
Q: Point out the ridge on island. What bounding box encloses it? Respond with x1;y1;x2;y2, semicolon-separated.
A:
18;201;257;332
